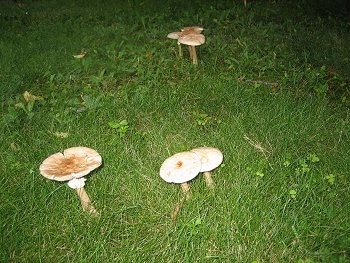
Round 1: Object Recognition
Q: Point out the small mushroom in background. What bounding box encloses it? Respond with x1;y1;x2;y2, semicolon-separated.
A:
167;26;205;64
177;33;205;65
181;26;204;34
39;146;102;216
159;151;201;200
191;147;223;189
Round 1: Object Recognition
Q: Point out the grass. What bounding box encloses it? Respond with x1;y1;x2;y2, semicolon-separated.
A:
1;0;350;262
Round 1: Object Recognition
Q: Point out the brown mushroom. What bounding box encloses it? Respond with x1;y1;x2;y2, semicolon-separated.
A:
181;26;204;34
181;27;204;61
39;146;102;215
177;33;205;65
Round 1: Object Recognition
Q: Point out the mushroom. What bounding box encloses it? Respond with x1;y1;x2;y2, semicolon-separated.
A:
191;147;223;189
39;146;102;215
167;26;204;62
177;33;205;65
181;27;204;61
181;26;204;34
167;31;183;57
159;151;201;200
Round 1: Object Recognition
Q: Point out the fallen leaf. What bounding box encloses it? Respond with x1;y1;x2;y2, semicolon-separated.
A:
10;142;20;151
53;132;69;138
23;91;43;102
73;51;87;59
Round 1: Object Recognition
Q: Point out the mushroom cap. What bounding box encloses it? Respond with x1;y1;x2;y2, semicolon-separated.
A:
159;151;202;184
178;33;205;46
191;147;223;172
167;31;182;39
39;146;102;182
181;26;204;34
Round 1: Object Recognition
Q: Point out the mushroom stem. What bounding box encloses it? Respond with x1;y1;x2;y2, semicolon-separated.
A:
180;182;191;200
76;187;98;215
172;196;186;225
191;46;198;65
203;171;214;189
178;43;183;57
188;45;193;59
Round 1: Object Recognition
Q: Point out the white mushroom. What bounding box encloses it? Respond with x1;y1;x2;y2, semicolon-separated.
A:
39;146;102;215
191;147;223;189
159;151;201;200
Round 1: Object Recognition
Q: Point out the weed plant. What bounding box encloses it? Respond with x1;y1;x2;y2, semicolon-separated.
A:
1;0;349;262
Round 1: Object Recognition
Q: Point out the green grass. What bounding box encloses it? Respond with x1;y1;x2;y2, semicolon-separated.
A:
1;0;350;262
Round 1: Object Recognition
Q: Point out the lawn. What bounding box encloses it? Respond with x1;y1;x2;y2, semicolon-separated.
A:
1;0;349;262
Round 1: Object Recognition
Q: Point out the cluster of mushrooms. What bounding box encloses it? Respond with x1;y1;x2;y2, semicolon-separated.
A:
159;147;223;200
167;26;205;65
39;146;223;216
